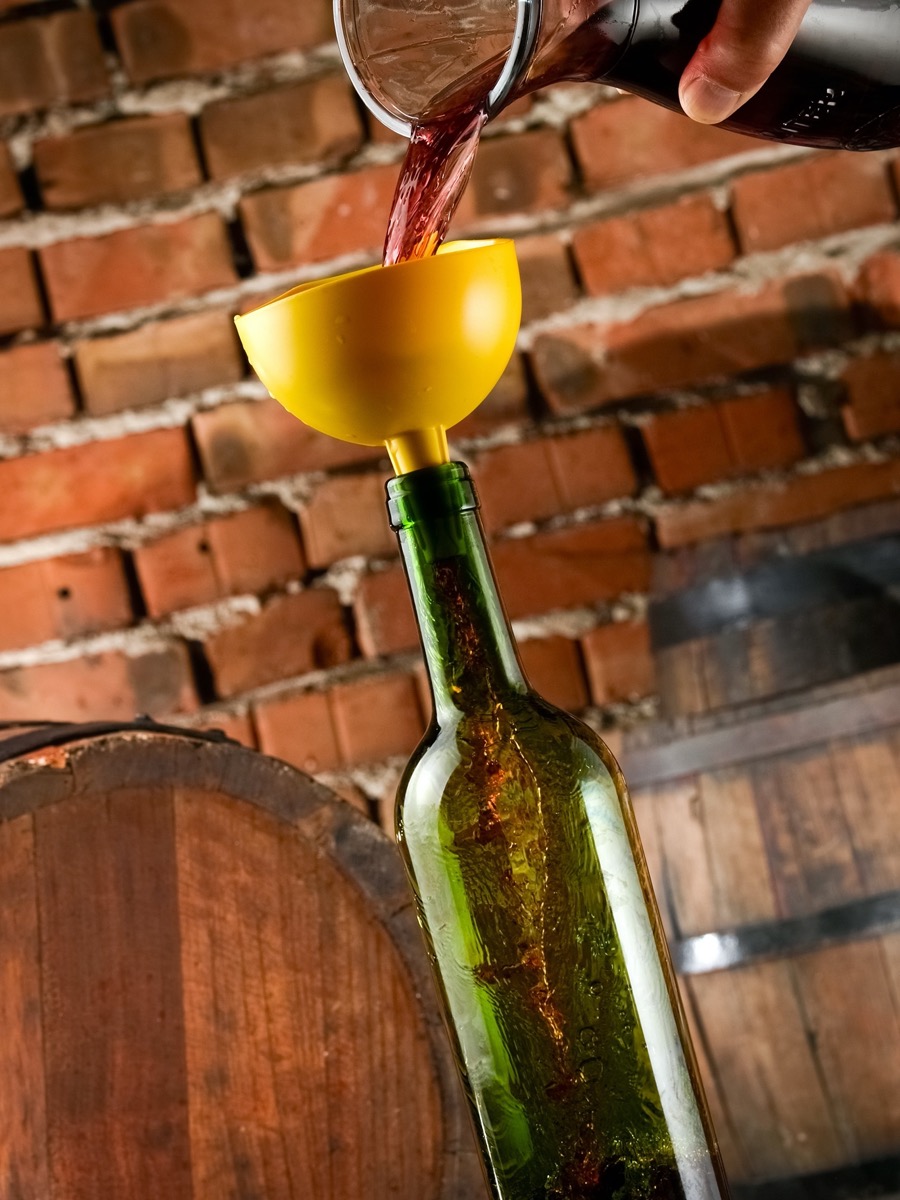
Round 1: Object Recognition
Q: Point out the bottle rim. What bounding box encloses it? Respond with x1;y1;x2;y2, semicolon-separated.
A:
333;0;543;138
386;461;479;530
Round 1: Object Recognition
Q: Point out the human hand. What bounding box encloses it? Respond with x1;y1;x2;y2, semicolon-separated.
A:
679;0;814;124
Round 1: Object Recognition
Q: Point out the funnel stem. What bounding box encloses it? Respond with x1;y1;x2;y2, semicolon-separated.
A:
386;427;450;475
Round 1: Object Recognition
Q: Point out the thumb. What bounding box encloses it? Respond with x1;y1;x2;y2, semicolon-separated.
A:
679;0;813;125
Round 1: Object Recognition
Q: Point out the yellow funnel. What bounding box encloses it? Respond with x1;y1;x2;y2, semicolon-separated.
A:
235;240;521;475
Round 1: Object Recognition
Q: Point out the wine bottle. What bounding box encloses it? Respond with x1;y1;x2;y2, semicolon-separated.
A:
525;0;900;151
389;461;730;1200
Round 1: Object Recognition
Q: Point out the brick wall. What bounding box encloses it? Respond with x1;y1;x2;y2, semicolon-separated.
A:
0;0;898;825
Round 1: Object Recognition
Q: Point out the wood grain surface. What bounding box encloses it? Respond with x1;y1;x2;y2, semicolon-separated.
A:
624;667;900;1187
0;732;485;1200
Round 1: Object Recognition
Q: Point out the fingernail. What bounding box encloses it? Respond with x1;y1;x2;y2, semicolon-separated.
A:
680;75;742;124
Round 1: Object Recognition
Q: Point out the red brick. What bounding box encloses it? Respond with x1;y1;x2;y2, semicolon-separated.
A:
546;426;638;510
299;473;393;568
453;355;530;440
453;130;573;228
473;427;637;531
643;405;729;493
200;75;363;180
240;164;398;272
74;312;243;416
354;566;416;658
34;115;201;210
0;143;22;217
719;388;807;472
203;588;352;698
0;427;195;543
494;517;651;618
134;533;182;619
0;12;107;118
732;153;896;255
516;234;580;324
532;275;852;414
519;636;590;712
581;620;655;704
841;352;900;441
132;512;226;625
207;503;305;595
474;440;561;532
135;502;304;616
855;251;900;329
0;643;197;722
355;518;651;655
0;342;74;435
330;673;424;764
41;214;238;323
655;457;900;548
254;689;341;774
112;0;331;84
192;398;380;493
571;95;760;191
0;548;132;652
0;247;43;335
643;389;806;494
572;194;736;297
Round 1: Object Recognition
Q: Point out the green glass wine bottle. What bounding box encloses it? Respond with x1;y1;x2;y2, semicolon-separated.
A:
388;461;731;1200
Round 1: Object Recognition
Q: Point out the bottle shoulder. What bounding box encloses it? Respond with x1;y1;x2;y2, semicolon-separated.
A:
397;690;627;817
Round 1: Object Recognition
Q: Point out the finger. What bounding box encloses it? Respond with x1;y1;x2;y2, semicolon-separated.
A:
679;0;813;124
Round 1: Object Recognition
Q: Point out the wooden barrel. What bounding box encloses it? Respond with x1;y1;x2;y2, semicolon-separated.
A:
621;664;900;1199
649;531;900;718
0;720;484;1200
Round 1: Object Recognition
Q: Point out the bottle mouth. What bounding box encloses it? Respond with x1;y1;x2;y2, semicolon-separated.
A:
387;462;479;530
334;0;543;138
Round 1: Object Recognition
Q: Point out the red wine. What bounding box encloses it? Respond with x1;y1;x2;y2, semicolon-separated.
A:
384;0;900;266
383;102;487;266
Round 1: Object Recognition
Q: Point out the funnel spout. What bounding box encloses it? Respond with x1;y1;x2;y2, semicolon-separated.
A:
386;427;451;475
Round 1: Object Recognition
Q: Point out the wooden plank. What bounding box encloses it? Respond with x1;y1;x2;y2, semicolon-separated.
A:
691;961;847;1181
696;768;778;930
793;940;900;1161
698;627;754;712
0;814;48;1199
622;682;900;788
318;868;442;1200
35;788;192;1200
176;790;334;1199
881;929;900;1001
643;776;720;937
757;749;865;917
748;757;807;924
831;734;900;895
639;770;778;938
175;790;443;1200
678;977;748;1182
656;639;710;718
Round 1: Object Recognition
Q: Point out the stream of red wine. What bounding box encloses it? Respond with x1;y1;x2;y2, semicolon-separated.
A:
382;101;489;266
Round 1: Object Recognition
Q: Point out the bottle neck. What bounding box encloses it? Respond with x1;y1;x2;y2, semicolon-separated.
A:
388;463;527;722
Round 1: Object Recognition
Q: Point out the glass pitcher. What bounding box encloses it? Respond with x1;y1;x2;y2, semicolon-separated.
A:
335;0;900;150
